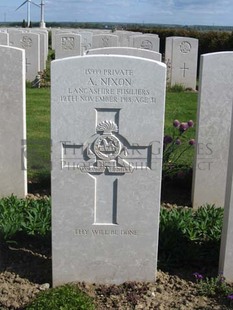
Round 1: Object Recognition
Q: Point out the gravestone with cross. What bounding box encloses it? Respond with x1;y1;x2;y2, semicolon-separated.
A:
8;31;40;81
165;36;198;90
51;55;166;286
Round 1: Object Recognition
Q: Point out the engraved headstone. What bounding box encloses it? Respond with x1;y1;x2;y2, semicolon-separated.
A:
129;34;160;52
78;31;93;54
8;31;40;81
192;52;233;208
0;45;27;197
219;110;233;281
92;34;118;49
55;33;81;59
51;55;166;285
86;47;161;61
114;31;141;47
0;32;9;45
165;36;198;90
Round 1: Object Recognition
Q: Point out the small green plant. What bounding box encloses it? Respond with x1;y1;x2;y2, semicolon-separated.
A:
25;284;95;310
0;195;51;240
159;205;224;268
163;119;195;178
193;272;233;307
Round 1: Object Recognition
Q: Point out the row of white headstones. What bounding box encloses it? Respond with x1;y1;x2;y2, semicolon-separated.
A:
0;28;199;89
0;42;232;286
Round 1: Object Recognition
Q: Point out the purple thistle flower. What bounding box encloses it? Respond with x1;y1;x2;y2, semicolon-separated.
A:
188;120;194;127
189;139;196;146
164;135;173;144
179;122;189;132
175;139;181;145
173;119;180;128
193;272;203;280
227;294;233;300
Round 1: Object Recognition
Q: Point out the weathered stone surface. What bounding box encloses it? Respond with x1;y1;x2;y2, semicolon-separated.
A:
219;108;233;282
192;52;233;208
92;34;118;48
51;55;166;285
0;45;27;197
55;33;81;59
129;34;160;52
86;47;161;61
165;36;198;90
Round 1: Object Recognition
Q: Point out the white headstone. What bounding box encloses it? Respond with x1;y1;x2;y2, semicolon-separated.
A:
51;55;166;286
129;34;160;52
165;36;198;90
55;33;81;59
92;34;118;49
219;109;233;282
0;45;27;198
0;32;9;45
192;52;233;208
79;31;93;54
9;31;40;81
30;29;48;71
86;47;161;61
114;31;141;47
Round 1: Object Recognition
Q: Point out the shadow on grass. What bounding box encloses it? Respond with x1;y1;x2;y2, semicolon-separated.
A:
28;172;51;196
0;233;52;285
158;225;221;281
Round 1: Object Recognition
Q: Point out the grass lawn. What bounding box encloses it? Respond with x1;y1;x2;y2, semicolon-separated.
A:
26;87;198;183
26;87;50;181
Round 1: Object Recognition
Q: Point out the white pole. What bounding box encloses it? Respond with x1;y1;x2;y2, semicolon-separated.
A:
40;0;46;28
27;0;31;27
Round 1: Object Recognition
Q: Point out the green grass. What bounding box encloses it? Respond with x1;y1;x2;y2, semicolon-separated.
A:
164;91;198;169
26;284;95;310
26;88;198;182
26;87;50;181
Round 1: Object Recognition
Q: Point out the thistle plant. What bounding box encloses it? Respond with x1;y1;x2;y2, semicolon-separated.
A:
163;119;195;178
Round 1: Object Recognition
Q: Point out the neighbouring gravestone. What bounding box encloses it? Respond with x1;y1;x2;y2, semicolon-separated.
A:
51;55;166;285
114;31;142;47
55;33;81;59
165;36;198;90
86;47;162;61
0;32;9;45
30;29;48;71
129;34;160;52
9;31;40;81
219;111;233;282
192;52;233;208
78;31;93;54
0;45;27;197
92;34;118;49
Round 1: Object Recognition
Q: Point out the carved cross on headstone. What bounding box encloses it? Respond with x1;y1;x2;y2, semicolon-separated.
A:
62;112;153;225
25;58;31;73
180;62;189;77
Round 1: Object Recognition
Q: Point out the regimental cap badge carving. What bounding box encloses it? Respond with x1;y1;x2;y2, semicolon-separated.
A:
96;120;118;134
94;121;121;160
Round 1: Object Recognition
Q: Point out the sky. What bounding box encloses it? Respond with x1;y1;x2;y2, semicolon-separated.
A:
1;0;233;26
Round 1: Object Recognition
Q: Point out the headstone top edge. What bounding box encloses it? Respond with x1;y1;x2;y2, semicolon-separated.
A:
52;54;166;67
0;44;25;53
